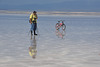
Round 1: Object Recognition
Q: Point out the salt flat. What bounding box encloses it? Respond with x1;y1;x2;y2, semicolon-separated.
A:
0;14;100;67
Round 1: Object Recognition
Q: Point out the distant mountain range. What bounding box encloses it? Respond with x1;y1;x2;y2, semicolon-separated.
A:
0;1;100;12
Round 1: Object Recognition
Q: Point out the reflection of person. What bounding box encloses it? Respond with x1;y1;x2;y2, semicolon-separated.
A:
29;36;37;59
29;11;38;35
56;30;66;39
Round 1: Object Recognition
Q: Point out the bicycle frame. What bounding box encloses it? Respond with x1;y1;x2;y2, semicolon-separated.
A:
58;21;64;27
55;20;66;30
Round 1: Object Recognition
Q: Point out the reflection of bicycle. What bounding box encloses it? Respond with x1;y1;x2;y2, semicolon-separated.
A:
55;20;66;30
55;30;66;39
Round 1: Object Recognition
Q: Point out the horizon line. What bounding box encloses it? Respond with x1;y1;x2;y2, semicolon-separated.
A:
0;10;100;16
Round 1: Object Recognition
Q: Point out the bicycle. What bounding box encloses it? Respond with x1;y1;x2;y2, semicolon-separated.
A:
55;20;66;30
55;30;66;39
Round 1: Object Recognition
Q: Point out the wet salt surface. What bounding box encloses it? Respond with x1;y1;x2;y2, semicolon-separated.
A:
0;14;100;67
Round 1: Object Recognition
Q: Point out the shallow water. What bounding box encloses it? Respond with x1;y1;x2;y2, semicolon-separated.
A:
0;14;100;67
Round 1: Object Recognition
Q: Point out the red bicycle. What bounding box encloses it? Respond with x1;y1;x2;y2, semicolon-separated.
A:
55;20;66;30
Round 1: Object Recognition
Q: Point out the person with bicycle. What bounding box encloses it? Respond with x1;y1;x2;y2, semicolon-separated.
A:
29;11;38;35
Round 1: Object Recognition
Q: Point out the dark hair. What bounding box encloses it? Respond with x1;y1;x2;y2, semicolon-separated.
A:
33;11;37;13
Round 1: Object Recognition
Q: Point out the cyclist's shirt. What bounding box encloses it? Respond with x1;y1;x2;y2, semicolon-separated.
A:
30;14;37;23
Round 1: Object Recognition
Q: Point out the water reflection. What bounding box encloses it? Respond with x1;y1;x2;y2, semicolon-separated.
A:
29;36;37;59
55;30;66;39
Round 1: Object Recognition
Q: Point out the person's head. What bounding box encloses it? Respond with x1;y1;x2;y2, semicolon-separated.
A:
33;11;37;15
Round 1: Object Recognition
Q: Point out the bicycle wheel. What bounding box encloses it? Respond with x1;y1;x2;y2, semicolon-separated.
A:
55;23;60;30
62;24;66;30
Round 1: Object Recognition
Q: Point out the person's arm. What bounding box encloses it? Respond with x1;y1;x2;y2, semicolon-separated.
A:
29;14;32;24
36;14;38;19
29;18;32;24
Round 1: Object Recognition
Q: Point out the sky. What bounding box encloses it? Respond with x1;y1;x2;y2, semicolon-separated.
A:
0;0;100;12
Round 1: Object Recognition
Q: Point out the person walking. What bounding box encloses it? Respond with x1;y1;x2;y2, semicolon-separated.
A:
29;11;38;35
